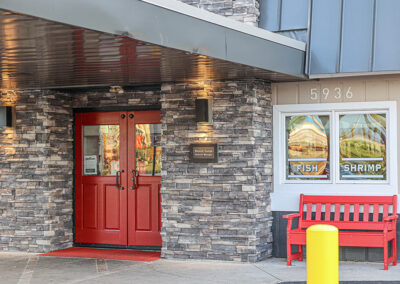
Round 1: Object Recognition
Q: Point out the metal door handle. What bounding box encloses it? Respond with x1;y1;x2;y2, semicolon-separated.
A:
116;170;124;190
130;169;138;190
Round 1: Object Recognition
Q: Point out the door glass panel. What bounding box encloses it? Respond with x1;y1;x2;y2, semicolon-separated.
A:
83;125;120;176
286;115;330;180
339;113;386;180
136;124;161;176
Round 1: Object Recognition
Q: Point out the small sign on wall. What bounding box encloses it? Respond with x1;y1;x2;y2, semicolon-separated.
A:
189;143;218;163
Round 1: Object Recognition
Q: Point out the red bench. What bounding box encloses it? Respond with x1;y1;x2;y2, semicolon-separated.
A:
283;194;398;270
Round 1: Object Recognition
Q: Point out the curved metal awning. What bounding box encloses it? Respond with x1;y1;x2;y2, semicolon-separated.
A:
0;0;306;89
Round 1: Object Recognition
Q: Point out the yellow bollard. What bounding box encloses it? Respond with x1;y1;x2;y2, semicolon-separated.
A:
307;224;339;284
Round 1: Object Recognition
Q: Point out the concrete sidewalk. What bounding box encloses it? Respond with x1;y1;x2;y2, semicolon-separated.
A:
1;252;400;284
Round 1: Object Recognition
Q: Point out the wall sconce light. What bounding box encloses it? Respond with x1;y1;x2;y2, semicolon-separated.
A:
0;106;14;127
109;86;124;94
195;98;212;123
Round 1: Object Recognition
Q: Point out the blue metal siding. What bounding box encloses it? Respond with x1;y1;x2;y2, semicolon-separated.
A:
340;0;374;72
259;0;309;43
309;0;400;75
259;0;280;31
374;0;400;71
259;0;309;30
280;0;309;30
279;30;308;43
309;0;342;74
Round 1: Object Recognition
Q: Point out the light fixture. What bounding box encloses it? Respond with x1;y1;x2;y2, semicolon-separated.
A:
0;106;13;127
195;98;212;123
109;86;124;94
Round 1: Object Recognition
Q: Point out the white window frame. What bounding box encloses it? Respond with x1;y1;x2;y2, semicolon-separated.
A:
272;101;397;212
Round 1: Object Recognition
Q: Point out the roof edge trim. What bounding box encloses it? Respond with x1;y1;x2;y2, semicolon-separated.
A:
141;0;306;51
309;70;400;79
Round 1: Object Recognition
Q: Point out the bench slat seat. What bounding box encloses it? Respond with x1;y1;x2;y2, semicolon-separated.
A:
283;194;398;270
288;229;396;247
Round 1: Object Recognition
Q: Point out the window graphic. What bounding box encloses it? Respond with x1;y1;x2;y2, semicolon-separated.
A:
286;115;330;180
339;113;386;180
136;124;162;176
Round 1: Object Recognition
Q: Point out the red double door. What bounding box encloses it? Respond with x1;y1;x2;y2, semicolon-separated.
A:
75;111;162;246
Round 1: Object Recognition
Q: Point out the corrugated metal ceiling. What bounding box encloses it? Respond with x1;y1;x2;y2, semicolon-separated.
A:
0;10;303;89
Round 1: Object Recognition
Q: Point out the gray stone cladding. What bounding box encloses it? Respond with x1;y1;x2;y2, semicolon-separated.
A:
0;90;74;252
0;88;160;252
179;0;260;26
71;88;161;109
0;82;273;262
160;80;273;262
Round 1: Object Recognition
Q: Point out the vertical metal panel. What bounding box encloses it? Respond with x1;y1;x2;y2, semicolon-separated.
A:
340;0;374;72
373;0;400;71
279;30;308;43
259;0;280;31
281;0;309;30
309;0;342;74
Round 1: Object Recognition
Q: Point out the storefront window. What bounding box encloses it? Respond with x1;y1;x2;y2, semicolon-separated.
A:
286;115;330;180
274;101;396;211
83;125;120;176
136;124;162;176
339;113;386;181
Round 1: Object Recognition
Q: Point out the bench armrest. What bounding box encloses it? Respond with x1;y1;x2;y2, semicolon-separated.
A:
283;213;301;232
384;215;398;222
282;213;300;220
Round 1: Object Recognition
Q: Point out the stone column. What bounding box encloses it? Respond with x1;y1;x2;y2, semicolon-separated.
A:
0;90;74;252
179;0;260;26
160;80;273;262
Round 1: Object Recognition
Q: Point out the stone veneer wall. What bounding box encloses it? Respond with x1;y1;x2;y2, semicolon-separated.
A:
160;80;273;262
180;0;260;26
0;90;74;252
0;83;273;261
70;87;161;109
0;88;161;252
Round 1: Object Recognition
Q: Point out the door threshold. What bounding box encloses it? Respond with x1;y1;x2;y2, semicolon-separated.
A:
74;243;161;252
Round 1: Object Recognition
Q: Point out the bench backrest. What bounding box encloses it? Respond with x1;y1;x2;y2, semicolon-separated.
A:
298;194;397;231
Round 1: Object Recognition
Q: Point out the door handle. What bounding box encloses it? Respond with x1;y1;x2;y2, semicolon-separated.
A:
130;169;138;190
116;170;124;190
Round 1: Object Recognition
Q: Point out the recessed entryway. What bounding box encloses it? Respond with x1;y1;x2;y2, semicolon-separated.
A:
74;111;162;247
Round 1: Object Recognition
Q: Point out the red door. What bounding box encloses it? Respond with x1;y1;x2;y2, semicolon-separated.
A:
75;111;161;246
127;111;162;246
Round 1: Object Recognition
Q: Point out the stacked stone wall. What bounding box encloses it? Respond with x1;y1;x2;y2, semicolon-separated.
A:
160;80;273;262
179;0;260;26
0;88;161;252
0;90;74;252
71;88;161;109
0;83;273;261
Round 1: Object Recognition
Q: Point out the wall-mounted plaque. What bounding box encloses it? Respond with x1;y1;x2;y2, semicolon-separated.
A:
189;143;218;163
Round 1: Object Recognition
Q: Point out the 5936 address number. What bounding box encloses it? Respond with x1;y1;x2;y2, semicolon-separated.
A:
310;87;353;100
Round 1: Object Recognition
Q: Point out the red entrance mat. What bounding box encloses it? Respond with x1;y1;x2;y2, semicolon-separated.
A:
39;247;161;262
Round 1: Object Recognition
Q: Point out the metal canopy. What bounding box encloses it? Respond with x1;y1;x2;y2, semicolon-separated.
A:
0;0;306;89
